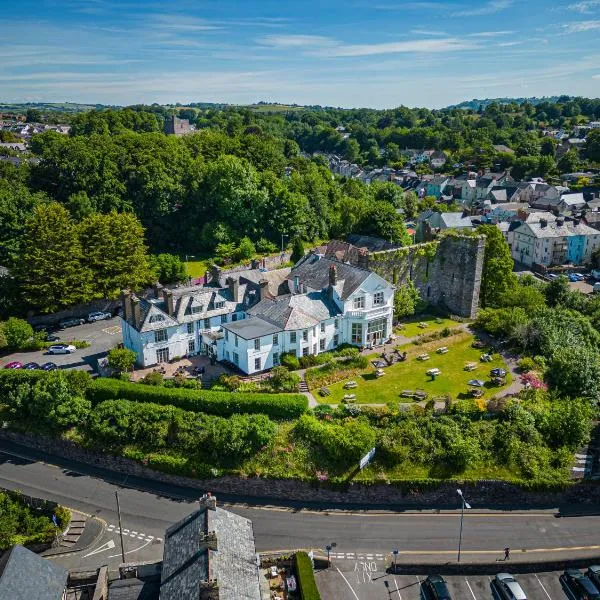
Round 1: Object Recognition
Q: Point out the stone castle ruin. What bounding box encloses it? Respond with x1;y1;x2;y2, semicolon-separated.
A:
322;233;485;318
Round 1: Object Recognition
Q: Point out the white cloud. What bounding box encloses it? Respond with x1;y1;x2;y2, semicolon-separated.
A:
452;0;513;17
567;0;600;13
411;29;448;36
496;41;523;46
563;19;600;31
468;30;514;37
148;15;223;32
259;35;335;48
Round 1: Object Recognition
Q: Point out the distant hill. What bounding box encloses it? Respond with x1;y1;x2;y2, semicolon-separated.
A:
0;102;118;114
447;96;570;110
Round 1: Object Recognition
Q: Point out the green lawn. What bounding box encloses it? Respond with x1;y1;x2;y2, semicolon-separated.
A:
184;259;212;279
395;316;459;339
317;334;512;405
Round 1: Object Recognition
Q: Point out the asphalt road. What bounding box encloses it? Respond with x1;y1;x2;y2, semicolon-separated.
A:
0;317;122;372
2;443;600;574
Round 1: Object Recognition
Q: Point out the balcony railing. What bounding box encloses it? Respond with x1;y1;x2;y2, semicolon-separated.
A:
348;306;391;319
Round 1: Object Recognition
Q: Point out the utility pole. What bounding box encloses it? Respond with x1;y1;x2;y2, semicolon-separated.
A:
456;488;471;563
392;548;399;573
115;491;126;564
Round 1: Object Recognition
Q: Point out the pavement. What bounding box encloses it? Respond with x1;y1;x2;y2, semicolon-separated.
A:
2;442;600;575
0;316;123;373
42;510;105;557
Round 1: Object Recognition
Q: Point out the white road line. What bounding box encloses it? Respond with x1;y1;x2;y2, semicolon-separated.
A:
465;577;478;600
156;537;162;542
395;577;401;599
122;529;129;533
536;574;553;600
131;531;138;535
146;536;154;541
335;567;360;600
137;536;145;540
107;538;153;559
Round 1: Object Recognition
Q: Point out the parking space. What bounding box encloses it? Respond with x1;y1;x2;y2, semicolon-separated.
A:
0;317;123;373
315;560;572;600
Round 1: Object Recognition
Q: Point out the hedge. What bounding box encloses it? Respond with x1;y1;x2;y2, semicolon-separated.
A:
294;551;321;600
86;378;308;419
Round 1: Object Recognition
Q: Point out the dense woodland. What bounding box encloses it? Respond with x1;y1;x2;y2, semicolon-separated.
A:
1;97;600;315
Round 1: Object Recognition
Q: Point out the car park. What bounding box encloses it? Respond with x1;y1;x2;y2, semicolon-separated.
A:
3;361;23;369
87;311;112;322
422;574;452;600
46;344;76;355
587;567;600;591
23;362;40;370
560;569;600;600
41;362;58;371
59;317;85;328
493;573;527;600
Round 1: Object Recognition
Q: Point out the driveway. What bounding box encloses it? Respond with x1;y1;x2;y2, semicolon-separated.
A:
0;317;123;373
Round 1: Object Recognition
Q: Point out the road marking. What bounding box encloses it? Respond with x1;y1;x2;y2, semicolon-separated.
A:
336;567;360;600
536;574;553;600
108;538;153;559
395;578;401;598
84;539;115;558
465;577;478;600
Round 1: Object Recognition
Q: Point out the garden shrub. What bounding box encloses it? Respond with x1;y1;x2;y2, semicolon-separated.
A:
86;377;308;419
280;352;300;370
294;551;321;600
517;357;537;373
304;355;368;389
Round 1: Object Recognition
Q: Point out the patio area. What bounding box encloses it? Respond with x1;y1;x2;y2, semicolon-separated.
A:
130;354;233;383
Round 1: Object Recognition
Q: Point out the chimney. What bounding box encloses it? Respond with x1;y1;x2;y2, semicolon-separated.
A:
259;279;269;301
210;264;222;287
540;219;548;228
199;531;218;552
153;282;163;299
131;296;141;327
251;258;260;270
226;277;239;303
294;275;300;293
556;217;565;226
162;289;174;315
199;493;217;511
204;269;210;286
328;264;338;287
121;290;132;322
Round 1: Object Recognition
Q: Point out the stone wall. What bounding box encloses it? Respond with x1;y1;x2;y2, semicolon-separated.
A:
3;430;600;508
366;235;485;318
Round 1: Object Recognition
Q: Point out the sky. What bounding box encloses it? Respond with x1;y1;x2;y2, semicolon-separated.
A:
1;0;599;109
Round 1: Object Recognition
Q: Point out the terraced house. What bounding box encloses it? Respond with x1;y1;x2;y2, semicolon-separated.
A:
120;253;395;374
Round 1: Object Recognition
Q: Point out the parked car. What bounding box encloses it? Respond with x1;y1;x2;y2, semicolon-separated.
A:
547;273;558;280
23;362;40;370
46;344;76;355
422;575;452;600
561;569;600;600
490;368;507;377
59;317;85;328
587;567;600;591
493;573;527;600
568;273;580;282
3;361;23;369
41;362;58;371
87;311;112;322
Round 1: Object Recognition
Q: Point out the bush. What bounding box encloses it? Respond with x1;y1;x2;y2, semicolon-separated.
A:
294;551;321;600
107;348;137;376
268;366;300;392
304;355;368;389
518;357;536;373
86;377;308;419
299;353;329;368
281;352;300;371
2;318;33;350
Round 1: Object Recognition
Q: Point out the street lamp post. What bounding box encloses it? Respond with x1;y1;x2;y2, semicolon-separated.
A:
392;548;399;573
325;541;337;567
456;488;471;563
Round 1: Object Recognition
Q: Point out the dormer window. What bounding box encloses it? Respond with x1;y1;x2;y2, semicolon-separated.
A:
214;301;225;309
373;292;384;306
353;296;365;309
149;314;165;323
192;306;202;314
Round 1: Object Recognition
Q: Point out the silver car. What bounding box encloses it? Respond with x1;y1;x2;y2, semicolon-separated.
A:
87;311;112;322
494;573;527;600
47;344;76;355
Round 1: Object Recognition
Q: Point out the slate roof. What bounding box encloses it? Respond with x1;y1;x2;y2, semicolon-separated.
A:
109;578;160;600
160;503;260;600
441;213;473;228
516;220;600;239
221;316;281;339
0;545;68;600
289;254;375;300
561;193;587;207
346;234;401;252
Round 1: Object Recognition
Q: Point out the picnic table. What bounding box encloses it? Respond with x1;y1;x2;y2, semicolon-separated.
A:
436;347;449;354
426;368;441;376
464;362;477;371
418;322;429;329
469;388;484;398
375;368;386;378
401;390;415;398
342;393;356;401
480;354;493;362
344;381;358;389
417;353;430;361
319;387;331;396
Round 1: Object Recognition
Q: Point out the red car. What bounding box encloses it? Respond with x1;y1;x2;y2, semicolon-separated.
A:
4;361;23;369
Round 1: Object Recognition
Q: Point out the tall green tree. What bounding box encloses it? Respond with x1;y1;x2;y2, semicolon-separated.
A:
478;224;517;308
78;211;154;298
290;237;305;263
17;203;93;312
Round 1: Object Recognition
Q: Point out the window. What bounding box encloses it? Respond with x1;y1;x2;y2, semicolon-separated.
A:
353;296;365;309
188;339;195;353
320;323;325;333
233;352;239;365
187;322;194;334
273;352;280;366
333;334;339;346
351;322;363;344
273;334;279;346
215;301;225;309
232;313;238;322
254;357;261;371
204;318;210;329
290;331;297;343
373;291;384;306
254;338;261;351
221;315;227;324
302;329;308;342
224;329;229;341
313;344;317;355
319;338;325;351
313;326;316;336
154;329;168;343
156;347;169;363
149;314;165;323
302;347;309;356
235;334;239;348
192;305;202;314
225;350;230;361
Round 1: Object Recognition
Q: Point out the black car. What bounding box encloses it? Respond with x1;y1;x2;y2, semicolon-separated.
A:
561;569;600;600
40;362;58;371
23;362;40;370
587;567;600;592
423;575;452;600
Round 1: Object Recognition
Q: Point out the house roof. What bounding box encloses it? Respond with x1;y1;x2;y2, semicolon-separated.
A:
516;220;600;239
160;502;260;600
221;316;281;339
441;213;473;228
108;578;160;600
561;193;587;206
0;545;68;600
493;144;514;154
